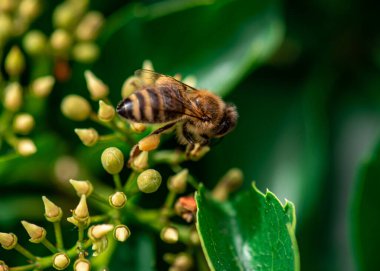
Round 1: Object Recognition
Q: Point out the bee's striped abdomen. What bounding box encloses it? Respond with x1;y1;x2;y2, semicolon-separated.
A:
116;87;184;123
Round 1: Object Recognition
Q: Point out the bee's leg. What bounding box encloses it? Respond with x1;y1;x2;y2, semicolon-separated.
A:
128;122;177;166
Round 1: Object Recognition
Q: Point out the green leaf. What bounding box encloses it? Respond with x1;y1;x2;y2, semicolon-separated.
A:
196;183;299;271
351;141;380;270
97;0;283;97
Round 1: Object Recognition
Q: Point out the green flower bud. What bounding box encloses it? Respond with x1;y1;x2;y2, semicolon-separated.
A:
160;226;178;244
109;191;127;209
3;82;22;112
0;232;17;249
50;29;72;53
31;75;55;97
113;225;131;242
74;128;98;146
5;46;25;77
18;0;41;22
42;196;62;222
53;2;79;29
75;11;104;41
61;95;91;121
101;147;124;174
17;139;37;156
0;260;9;271
121;76;143;98
98;100;115;122
52;253;70;270
0;14;12;45
88;224;114;240
168;169;188;194
69;179;93;197
137;169;162;193
84;70;109;100
72;42;99;63
74;259;91;271
21;220;46;243
23;30;47;55
13;113;35;134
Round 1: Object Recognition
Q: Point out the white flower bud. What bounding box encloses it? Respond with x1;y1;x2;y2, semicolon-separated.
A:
98;100;115;122
23;30;47;55
72;42;99;63
13;113;35;134
50;29;72;53
5;46;25;77
0;14;12;45
74;128;99;147
18;0;41;21
21;220;46;243
3;82;22;112
138;134;160;152
75;11;104;41
113;225;130;242
52;253;70;270
84;70;109;100
160;226;179;244
88;224;114;240
17;139;37;156
61;95;91;121
0;232;17;249
109;191;127;209
42;196;62;222
31;75;55;97
121;76;143;98
74;259;90;271
0;260;9;271
69;179;93;197
168;169;188;194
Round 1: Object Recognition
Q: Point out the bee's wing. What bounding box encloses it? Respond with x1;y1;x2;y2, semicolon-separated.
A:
135;69;207;120
135;69;197;93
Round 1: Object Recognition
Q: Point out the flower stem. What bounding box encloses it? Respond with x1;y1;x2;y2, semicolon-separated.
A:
124;171;138;195
41;238;57;253
53;222;64;251
14;244;36;261
8;263;36;271
113;173;122;190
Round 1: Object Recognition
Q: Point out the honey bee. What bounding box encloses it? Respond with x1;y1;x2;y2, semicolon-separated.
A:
116;69;238;161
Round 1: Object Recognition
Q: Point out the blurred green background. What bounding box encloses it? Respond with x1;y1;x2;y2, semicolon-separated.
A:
1;0;380;270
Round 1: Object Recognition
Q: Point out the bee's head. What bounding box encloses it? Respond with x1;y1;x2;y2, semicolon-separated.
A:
214;104;238;137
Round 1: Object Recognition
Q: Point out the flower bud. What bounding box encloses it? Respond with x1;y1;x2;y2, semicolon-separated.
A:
53;3;79;30
212;168;243;201
0;232;17;249
0;260;9;271
137;169;162;193
50;29;72;53
109;191;127;209
67;195;89;226
130;122;146;133
174;196;197;223
13;113;35;134
121;76;143;98
61;95;91;121
114;225;130;242
182;75;197;88
189;229;200;245
52;253;70;270
169;253;193;271
0;14;12;45
3;82;22;112
75;11;104;41
131;151;148;172
72;42;99;63
21;221;46;243
101;147;124;174
31;75;55;97
98;100;115;122
84;70;109;100
168;169;188;194
5;46;25;77
23;30;47;55
74;128;98;147
69;179;93;197
88;224;114;240
138;134;160;152
0;0;15;12
160;226;178;244
18;0;41;22
17;139;37;156
42;196;62;222
74;259;91;271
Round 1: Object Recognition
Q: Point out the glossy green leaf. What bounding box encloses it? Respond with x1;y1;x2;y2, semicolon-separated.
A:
97;0;283;97
351;141;380;270
196;183;299;271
